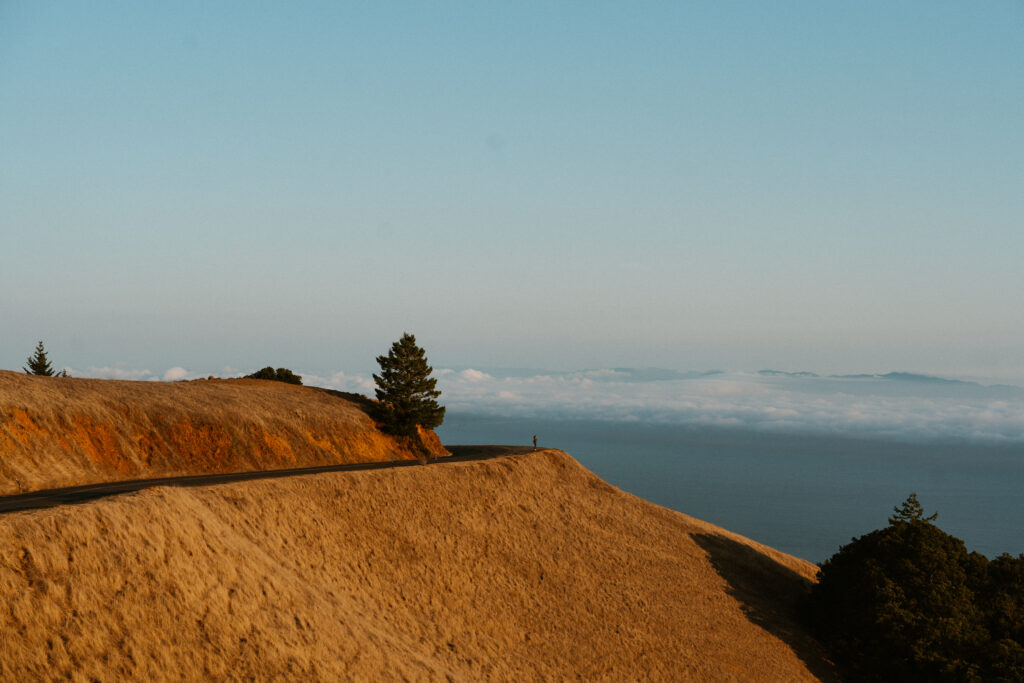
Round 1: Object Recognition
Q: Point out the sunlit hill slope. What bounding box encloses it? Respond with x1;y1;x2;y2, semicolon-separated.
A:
0;449;835;680
0;370;431;495
0;371;835;680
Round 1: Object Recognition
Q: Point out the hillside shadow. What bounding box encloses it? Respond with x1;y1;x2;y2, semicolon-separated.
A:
691;532;837;682
315;388;376;416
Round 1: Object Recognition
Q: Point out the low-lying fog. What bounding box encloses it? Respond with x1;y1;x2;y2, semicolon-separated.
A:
68;365;1024;444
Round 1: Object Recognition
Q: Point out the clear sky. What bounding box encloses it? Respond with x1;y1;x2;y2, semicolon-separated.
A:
2;2;1022;381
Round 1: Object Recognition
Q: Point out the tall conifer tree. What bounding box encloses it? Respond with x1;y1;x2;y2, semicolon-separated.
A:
373;333;445;435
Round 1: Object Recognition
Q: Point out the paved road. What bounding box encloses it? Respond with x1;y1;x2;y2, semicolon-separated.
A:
0;445;541;515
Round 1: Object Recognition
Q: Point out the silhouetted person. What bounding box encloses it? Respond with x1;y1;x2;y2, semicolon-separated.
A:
532;434;537;449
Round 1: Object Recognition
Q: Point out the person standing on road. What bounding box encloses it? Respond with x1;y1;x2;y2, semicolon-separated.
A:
532;435;537;449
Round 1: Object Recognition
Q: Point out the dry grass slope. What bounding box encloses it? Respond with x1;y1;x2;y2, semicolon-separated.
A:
0;371;427;495
0;451;835;681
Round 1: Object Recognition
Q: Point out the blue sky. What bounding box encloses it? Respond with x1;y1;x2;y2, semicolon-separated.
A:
2;2;1022;381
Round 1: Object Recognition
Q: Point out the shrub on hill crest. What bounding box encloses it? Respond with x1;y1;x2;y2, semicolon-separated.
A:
245;367;303;385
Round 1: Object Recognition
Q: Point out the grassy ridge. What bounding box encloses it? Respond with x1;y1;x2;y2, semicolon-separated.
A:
0;370;426;495
0;450;833;680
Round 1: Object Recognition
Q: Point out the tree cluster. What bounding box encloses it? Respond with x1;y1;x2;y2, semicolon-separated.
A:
245;366;303;385
805;494;1024;681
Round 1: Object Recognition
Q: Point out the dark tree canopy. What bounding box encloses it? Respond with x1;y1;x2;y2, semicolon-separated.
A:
24;341;58;376
372;333;445;436
245;366;303;385
806;494;1024;681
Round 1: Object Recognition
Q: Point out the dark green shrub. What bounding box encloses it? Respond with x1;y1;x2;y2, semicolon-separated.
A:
806;495;1024;681
245;366;303;385
978;553;1024;680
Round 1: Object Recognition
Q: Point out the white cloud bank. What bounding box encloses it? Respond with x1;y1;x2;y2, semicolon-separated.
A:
422;370;1024;444
299;370;377;395
67;366;155;381
65;364;1024;444
301;368;1024;443
162;367;192;382
69;365;206;382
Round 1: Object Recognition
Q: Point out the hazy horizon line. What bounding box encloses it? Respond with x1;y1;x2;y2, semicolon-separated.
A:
12;364;1023;445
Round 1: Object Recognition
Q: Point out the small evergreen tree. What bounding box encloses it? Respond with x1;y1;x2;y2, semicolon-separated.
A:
889;491;938;524
372;333;445;436
24;341;57;376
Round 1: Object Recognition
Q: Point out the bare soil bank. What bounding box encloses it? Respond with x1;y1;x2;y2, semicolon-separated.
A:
0;371;430;495
0;450;835;681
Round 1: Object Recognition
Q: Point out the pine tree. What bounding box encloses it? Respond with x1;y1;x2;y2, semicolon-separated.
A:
889;492;938;524
24;341;56;376
372;333;445;436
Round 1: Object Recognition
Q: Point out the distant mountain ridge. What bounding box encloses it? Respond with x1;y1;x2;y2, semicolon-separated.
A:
829;371;972;383
754;369;1024;401
453;366;1021;393
758;370;820;378
446;367;725;382
830;371;1024;397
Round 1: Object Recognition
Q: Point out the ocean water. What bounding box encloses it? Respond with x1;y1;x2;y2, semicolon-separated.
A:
436;414;1024;563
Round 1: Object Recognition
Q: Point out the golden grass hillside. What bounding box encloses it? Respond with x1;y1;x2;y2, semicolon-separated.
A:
0;370;435;495
0;450;835;681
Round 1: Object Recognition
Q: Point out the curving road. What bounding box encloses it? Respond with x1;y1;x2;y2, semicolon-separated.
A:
0;445;541;515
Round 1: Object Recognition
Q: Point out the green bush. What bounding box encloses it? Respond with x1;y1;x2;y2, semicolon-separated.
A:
979;553;1024;680
245;366;303;385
